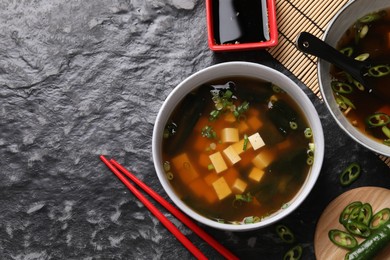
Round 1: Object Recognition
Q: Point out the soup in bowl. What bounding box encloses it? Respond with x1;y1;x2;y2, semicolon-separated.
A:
318;0;390;156
153;62;324;231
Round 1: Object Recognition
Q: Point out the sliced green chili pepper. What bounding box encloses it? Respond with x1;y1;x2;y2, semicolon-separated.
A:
382;126;390;139
283;245;302;260
368;65;390;77
357;203;373;226
339;201;363;225
339;47;354;57
339;163;361;186
354;53;369;61
331;81;354;94
366;113;390;128
337;94;356;110
276;225;295;244
328;229;358;250
358;10;386;23
369;208;390;230
345;220;371;238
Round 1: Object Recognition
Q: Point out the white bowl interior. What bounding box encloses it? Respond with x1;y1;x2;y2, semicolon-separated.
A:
318;0;390;156
153;62;324;231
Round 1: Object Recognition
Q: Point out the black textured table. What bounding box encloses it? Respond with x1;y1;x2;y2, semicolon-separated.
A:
0;1;389;259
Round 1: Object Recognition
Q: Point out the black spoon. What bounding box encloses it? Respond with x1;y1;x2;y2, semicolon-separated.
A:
296;32;390;102
296;32;371;86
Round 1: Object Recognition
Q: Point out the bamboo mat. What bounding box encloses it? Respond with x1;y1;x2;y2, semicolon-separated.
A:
269;0;390;166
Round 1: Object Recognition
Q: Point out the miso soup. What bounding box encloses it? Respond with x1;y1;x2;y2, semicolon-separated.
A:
161;77;314;224
331;8;390;146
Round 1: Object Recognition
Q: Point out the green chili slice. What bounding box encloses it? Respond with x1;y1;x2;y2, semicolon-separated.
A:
338;94;356;110
331;81;354;94
283;245;302;260
339;47;354;57
358;10;386;23
345;220;371;238
357;203;373;226
339;163;361;186
366;113;390;128
339;201;363;225
276;225;295;244
354;53;369;61
369;208;390;230
382;126;390;139
328;229;358;250
368;65;390;77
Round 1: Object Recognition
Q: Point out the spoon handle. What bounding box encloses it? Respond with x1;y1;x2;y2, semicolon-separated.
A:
296;32;368;84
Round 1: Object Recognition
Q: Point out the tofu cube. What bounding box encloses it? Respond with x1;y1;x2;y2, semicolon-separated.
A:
252;150;275;169
171;153;199;184
223;145;241;165
221;128;239;143
212;177;232;200
232;178;247;194
248;133;266;150
231;139;252;155
248;167;265;182
209;152;228;174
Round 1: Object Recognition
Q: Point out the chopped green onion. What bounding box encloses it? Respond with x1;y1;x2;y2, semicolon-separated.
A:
368;65;390;77
289;121;298;130
233;101;249;118
201;125;217;139
209;110;220;121
243;134;249;151
272;84;283;93
163;161;171;172
166;172;174;180
306;157;314;166
304;128;312;138
242;216;260;224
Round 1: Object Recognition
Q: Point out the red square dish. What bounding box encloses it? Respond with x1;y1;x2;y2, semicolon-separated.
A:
206;0;278;52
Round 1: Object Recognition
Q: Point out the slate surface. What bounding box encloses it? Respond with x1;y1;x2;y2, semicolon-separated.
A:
0;1;389;259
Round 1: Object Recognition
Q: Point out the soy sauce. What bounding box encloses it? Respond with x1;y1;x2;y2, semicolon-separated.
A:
212;0;268;44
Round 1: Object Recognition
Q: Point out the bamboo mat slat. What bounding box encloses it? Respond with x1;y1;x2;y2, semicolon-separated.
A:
269;0;390;166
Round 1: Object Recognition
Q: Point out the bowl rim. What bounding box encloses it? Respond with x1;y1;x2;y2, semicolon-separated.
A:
318;0;390;157
152;61;324;231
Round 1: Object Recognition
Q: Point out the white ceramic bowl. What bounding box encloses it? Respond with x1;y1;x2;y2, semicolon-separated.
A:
152;62;324;231
318;0;390;157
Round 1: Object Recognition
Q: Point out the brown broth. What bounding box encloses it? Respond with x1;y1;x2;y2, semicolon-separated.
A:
162;77;313;224
331;8;390;145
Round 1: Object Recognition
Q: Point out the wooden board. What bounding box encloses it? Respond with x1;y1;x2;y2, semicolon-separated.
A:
314;187;390;260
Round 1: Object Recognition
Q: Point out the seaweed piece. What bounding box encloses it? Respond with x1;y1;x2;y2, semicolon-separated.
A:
267;100;298;135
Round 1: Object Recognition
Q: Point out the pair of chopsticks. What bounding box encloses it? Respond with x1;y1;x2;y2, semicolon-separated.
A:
99;155;239;260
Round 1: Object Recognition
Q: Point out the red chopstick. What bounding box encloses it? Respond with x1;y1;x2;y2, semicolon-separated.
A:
100;155;239;260
100;155;208;260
